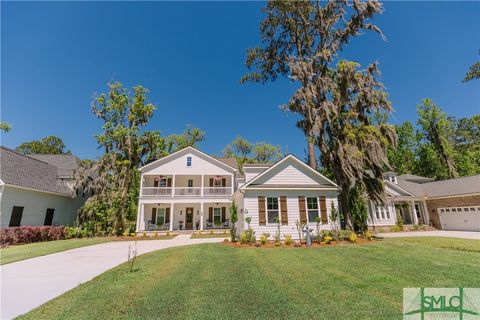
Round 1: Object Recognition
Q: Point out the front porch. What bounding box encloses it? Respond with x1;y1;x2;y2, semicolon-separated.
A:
136;201;232;232
395;199;429;225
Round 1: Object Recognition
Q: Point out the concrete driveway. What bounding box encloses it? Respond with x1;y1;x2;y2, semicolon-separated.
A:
0;234;225;319
377;230;480;240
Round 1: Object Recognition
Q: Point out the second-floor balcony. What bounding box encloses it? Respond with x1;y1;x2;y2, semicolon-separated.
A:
141;187;232;197
140;174;234;198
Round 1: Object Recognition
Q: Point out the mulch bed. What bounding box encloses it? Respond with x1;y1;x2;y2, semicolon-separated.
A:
222;238;373;248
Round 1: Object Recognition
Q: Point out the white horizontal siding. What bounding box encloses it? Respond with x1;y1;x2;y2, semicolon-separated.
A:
0;186;81;227
144;152;232;175
260;165;319;185
242;190;338;240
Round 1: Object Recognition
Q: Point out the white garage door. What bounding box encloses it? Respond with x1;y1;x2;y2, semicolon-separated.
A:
438;206;480;231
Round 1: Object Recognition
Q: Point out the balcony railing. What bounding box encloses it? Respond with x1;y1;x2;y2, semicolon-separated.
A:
141;187;232;197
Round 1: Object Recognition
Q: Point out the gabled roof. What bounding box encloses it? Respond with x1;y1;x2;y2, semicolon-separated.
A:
241;154;339;190
384;180;415;198
139;146;237;173
0;147;74;196
29;154;80;178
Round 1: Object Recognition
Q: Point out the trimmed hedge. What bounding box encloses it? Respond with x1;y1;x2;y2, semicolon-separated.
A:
0;226;66;247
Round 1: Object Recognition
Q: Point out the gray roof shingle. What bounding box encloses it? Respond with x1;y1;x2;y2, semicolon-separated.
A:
397;174;480;198
29;154;80;178
0;147;74;196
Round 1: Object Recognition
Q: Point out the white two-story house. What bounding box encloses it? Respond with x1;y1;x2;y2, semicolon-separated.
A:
136;147;238;232
136;146;341;239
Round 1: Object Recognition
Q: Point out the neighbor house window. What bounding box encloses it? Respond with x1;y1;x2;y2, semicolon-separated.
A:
9;206;24;227
44;208;55;226
213;207;221;225
267;197;279;223
188;179;193;188
306;197;319;222
187;156;192;167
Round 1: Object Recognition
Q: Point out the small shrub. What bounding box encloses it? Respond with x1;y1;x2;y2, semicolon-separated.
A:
323;236;333;244
274;242;280;247
240;231;248;244
154;231;158;237
260;233;268;245
319;230;333;242
338;230;352;241
142;232;147;237
210;230;214;235
390;225;403;232
166;231;170;237
349;233;358;243
284;234;293;246
364;230;373;241
122;231;129;237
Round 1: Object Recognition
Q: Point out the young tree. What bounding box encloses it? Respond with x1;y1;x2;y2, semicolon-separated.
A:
252;141;282;163
417;99;458;178
16;135;71;155
75;82;161;235
242;0;393;228
0;121;11;133
230;201;238;242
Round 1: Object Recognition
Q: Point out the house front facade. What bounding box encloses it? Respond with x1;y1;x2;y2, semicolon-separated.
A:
136;147;238;232
136;147;340;239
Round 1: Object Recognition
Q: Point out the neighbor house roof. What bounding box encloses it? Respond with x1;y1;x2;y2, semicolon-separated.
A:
214;157;238;170
0;147;74;196
29;154;80;178
395;173;480;198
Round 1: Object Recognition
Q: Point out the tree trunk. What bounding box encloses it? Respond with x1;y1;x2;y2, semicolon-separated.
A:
338;187;353;230
307;135;317;169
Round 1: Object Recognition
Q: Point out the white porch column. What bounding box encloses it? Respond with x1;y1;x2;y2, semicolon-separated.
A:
422;200;430;225
169;203;174;231
230;174;234;194
135;202;142;232
411;201;418;225
139;203;145;231
172;174;176;197
200;202;204;230
201;174;204;197
139;174;144;198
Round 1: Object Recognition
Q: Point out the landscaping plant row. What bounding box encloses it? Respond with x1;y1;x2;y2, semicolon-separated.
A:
0;226;93;247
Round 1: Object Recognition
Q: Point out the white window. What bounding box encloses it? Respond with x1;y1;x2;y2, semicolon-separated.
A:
375;205;381;219
306;197;319;222
186;156;192;167
267;197;279;223
214;178;223;187
375;205;390;220
213;207;221;225
157;208;166;226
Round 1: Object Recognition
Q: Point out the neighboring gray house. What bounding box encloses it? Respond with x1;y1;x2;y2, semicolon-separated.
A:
367;172;480;232
0;147;85;227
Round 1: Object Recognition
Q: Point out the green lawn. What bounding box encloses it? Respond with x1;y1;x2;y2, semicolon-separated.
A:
0;238;112;265
20;237;480;320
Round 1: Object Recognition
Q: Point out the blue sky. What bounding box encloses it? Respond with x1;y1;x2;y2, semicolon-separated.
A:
1;1;479;160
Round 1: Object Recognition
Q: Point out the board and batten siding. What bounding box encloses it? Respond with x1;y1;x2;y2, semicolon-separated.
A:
0;186;79;227
242;190;338;240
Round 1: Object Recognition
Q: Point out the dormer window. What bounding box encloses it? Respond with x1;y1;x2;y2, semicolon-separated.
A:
186;156;192;167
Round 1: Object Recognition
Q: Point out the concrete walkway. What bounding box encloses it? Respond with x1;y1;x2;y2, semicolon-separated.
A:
0;235;224;319
377;230;480;240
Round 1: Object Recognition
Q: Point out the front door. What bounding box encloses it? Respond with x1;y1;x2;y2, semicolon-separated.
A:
186;207;194;229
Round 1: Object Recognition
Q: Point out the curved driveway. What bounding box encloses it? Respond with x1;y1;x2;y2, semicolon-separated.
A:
0;235;224;319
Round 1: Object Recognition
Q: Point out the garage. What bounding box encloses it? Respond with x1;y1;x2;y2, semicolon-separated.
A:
438;206;480;232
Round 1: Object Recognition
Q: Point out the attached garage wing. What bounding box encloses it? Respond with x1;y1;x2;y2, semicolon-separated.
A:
438;206;480;232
